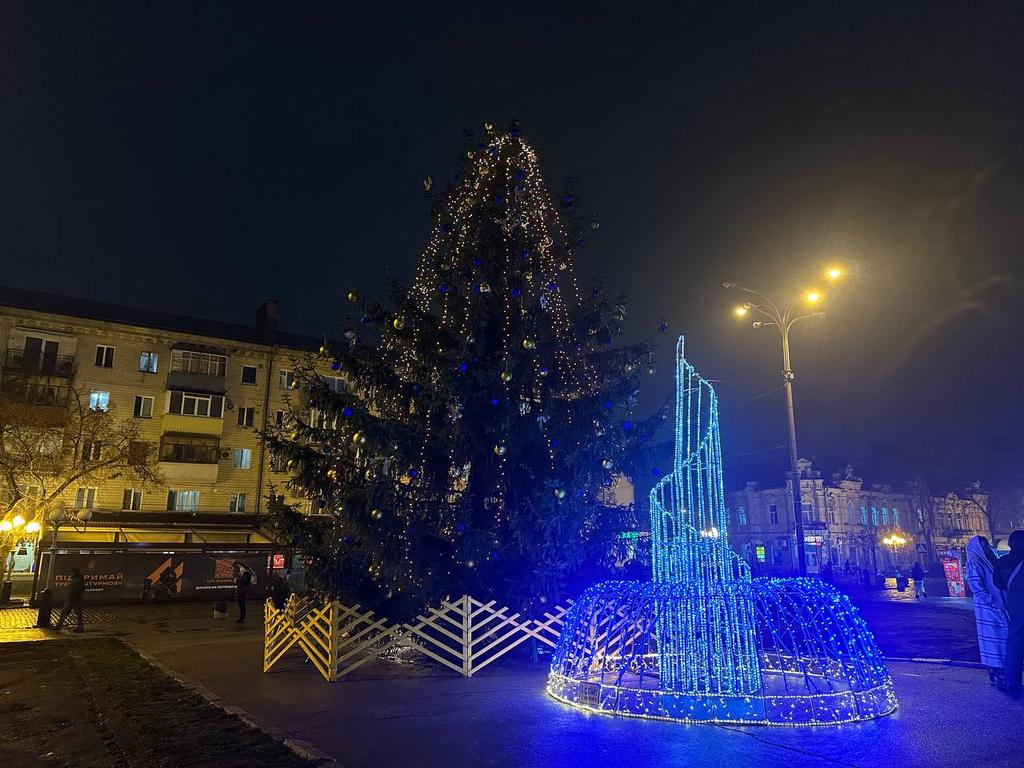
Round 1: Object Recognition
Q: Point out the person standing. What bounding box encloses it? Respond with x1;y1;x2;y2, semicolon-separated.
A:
233;563;253;624
911;561;927;599
998;530;1024;695
965;536;1008;686
54;568;85;633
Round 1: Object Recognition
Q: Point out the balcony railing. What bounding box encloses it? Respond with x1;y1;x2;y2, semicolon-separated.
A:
0;378;70;407
4;348;75;377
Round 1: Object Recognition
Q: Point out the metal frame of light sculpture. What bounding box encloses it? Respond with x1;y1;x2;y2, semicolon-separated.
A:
548;337;897;726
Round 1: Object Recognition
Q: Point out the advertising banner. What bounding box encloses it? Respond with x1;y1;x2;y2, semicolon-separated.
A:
942;556;965;598
41;551;270;603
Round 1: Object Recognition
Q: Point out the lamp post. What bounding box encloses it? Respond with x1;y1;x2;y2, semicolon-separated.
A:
43;502;92;590
724;266;844;577
882;533;906;569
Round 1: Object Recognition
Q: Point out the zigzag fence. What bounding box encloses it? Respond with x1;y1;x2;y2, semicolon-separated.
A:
263;594;574;682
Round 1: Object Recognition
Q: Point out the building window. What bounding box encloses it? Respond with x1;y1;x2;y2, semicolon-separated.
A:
802;496;813;523
167;490;200;512
229;493;247;513
892;507;899;528
310;407;338;430
847;501;855;525
122;488;143;511
82;441;102;461
860;505;868;525
755;545;766;563
159;435;219;464
233;448;252;470
237;407;255;427
275;410;285;426
881;506;889;526
769;504;779;525
139;351;158;373
133;395;154;418
128;441;149;463
241;365;258;385
170;349;227;377
279;370;296;389
95;345;115;368
871;506;879;526
166;391;224;418
89;391;110;411
321;375;346;393
74;487;97;510
736;506;747;526
270;453;287;473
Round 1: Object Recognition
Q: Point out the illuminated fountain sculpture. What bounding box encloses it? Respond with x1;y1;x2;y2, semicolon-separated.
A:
548;337;897;726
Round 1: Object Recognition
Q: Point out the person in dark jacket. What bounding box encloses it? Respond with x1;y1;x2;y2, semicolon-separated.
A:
233;563;253;623
998;530;1024;695
54;568;85;633
911;561;927;599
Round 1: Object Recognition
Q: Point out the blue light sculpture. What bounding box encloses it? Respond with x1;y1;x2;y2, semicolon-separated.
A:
548;337;897;726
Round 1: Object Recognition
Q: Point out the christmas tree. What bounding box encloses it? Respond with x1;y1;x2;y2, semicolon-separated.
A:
265;122;666;619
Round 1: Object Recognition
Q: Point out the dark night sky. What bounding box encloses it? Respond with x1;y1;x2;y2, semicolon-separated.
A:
2;2;1023;490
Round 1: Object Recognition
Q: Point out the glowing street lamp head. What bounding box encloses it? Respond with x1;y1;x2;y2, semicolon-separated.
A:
24;521;41;534
734;305;748;317
12;514;25;528
825;266;843;281
805;290;822;304
0;520;11;533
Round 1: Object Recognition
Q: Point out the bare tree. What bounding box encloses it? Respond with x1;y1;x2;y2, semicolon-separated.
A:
0;382;161;581
909;477;939;568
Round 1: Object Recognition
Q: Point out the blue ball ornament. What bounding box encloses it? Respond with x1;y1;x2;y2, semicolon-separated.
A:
623;420;633;430
604;400;614;410
458;362;468;373
360;315;371;325
439;283;449;293
341;406;353;418
331;360;341;371
490;397;500;406
511;287;521;298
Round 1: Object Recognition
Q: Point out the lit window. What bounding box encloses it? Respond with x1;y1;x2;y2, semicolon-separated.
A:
89;391;110;411
881;507;889;525
133;395;154;418
122;489;143;511
321;375;346;393
755;545;766;563
233;448;252;470
847;501;855;524
167;490;200;512
241;365;258;385
871;507;879;527
229;492;247;513
139;351;158;373
892;507;899;528
94;345;115;368
860;505;868;525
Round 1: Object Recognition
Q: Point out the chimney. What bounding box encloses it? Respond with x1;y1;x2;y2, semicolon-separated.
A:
256;299;279;342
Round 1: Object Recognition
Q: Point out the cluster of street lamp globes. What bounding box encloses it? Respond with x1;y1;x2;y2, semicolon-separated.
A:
723;264;847;576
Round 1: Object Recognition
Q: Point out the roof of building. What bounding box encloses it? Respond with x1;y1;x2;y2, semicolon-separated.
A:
0;285;320;350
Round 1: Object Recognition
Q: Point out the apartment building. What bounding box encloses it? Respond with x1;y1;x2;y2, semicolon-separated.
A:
0;286;325;601
726;460;990;576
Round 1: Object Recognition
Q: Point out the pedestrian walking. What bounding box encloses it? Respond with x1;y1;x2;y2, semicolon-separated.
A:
54;568;85;633
997;530;1024;695
965;536;1009;686
911;561;927;599
233;562;253;623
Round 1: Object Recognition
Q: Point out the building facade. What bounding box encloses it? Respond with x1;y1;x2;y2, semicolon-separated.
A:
0;286;325;600
727;460;990;576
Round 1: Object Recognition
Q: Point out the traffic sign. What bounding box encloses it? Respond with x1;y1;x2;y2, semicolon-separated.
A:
915;543;928;554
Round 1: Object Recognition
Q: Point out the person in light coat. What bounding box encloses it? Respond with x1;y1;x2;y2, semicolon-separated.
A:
965;536;1008;686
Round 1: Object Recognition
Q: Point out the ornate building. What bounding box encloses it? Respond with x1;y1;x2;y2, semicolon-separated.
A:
727;461;990;575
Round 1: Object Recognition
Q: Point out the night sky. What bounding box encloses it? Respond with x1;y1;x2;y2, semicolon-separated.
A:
2;2;1023;491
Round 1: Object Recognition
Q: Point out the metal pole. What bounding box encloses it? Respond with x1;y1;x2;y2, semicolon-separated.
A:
45;522;59;589
781;327;808;576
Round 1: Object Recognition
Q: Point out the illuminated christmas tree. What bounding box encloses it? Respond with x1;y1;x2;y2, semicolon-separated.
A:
265;122;666;619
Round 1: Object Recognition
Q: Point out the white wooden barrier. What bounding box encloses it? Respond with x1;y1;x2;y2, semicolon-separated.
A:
263;594;573;681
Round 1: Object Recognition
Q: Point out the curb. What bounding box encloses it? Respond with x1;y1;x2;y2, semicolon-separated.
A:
885;655;986;670
127;641;338;766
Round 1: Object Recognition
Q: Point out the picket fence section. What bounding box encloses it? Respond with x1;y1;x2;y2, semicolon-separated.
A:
263;594;573;681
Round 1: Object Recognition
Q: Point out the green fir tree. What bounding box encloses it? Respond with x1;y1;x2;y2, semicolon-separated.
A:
265;123;667;619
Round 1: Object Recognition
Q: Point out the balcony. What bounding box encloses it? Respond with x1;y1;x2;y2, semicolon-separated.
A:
157;434;221;483
4;348;75;377
0;378;70;408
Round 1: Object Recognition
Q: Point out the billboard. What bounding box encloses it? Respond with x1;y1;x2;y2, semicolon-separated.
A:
41;551;270;603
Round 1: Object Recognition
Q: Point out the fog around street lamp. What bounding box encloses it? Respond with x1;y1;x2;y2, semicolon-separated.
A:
806;290;822;304
734;306;748;317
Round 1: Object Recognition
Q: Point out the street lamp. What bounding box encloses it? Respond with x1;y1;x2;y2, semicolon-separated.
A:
724;266;844;576
882;533;906;567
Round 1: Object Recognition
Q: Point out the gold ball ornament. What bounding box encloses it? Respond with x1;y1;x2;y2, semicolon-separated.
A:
522;339;535;350
319;345;327;355
326;468;337;479
553;488;567;499
393;316;405;330
371;508;383;520
346;291;359;303
352;432;366;445
290;431;300;440
500;370;513;383
493;443;507;456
